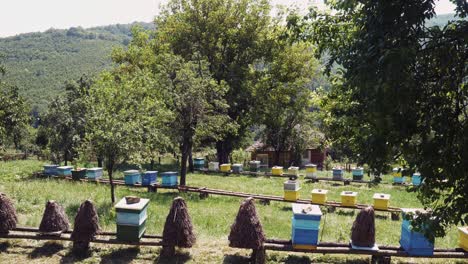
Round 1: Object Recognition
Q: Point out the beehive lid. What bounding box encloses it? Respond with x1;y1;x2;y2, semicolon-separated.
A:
305;164;317;168
311;189;329;194
273;166;283;169
44;164;58;167
161;171;178;176
87;167;102;171
333;167;342;171
458;227;468;235
115;197;149;211
413;172;421;176
249;160;261;164
373;193;390;200
288;166;299;170
341;191;357;197
232;163;242;167
194;157;204;161
124;170;139;175
220;163;231;166
353;167;363;171
57;166;73;170
401;208;429;219
292;203;322;216
393;167;401;172
144;171;158;174
284;179;297;184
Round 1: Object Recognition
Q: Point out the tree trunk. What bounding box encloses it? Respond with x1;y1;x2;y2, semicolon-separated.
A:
274;150;281;166
180;138;192;186
97;156;103;167
216;140;232;164
64;151;68;166
188;147;194;173
107;161;115;203
150;158;155;170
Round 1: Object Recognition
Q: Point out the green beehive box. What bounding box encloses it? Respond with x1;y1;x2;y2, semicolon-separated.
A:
116;219;147;242
115;197;149;242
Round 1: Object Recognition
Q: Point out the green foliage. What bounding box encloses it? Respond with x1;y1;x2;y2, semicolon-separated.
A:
155;0;277;163
0;23;153;113
84;69;169;202
293;1;468;237
39;76;92;164
253;42;320;165
0;82;31;150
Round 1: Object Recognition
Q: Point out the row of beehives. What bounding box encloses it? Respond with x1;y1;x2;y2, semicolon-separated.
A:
42;165;179;186
294;203;468;256
284;178;392;209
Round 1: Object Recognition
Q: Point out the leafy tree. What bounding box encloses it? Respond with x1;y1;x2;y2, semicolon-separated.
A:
158;54;231;185
294;0;468;237
0;66;30;150
40;76;91;164
155;0;276;163
253;42;319;165
84;70;168;202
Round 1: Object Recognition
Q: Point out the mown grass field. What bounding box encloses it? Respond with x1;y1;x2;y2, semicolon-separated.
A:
0;159;465;263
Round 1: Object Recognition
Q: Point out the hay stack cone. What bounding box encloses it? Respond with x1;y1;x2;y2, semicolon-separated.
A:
70;200;100;253
0;193;18;234
161;197;196;257
228;197;266;264
39;200;70;235
351;206;375;247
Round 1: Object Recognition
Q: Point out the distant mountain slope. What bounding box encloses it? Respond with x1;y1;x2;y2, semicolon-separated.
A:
0;22;153;112
0;14;460;113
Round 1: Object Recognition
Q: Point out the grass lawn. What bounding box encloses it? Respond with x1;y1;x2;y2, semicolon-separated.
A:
0;159;464;263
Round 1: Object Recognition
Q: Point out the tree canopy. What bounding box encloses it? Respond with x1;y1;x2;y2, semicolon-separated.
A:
291;0;468;237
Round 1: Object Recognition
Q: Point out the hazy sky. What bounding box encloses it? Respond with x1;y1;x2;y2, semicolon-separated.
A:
0;0;457;37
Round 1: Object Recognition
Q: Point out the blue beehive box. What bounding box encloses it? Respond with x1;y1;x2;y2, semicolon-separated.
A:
161;171;178;186
43;165;59;175
115;197;149;242
400;209;434;256
292;227;319;245
332;168;343;180
291;204;322;247
412;173;422;186
232;164;243;173
57;166;73;176
141;171;157;186
124;170;141;185
86;167;103;180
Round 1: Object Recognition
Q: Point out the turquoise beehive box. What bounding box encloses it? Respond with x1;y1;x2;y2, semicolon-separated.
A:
86;167;103;180
57;166;73;177
352;167;364;181
232;164;243;173
412;173;422;186
194;158;205;170
115;197;149;242
124;170;141;185
161;171;178;186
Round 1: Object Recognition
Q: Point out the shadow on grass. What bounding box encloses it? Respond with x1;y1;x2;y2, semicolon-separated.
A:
336;210;356;217
60;248;94;264
281;205;293;212
222;254;251;264
155;251;191;264
283;254;312;264
28;242;64;259
375;214;388;220
100;247;140;264
0;241;10;252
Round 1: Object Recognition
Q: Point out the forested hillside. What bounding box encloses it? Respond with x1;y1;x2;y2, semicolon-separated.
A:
0;14;457;114
0;22;153;112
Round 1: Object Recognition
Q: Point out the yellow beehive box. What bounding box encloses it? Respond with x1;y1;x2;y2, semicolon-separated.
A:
293;244;317;250
311;189;328;205
392;167;402;177
288;166;299;176
220;163;231;173
341;191;358;207
373;193;391;210
284;189;300;201
272;166;283;176
459;227;468;251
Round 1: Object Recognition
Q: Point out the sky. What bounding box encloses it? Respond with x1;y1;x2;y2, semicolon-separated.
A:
0;0;457;37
